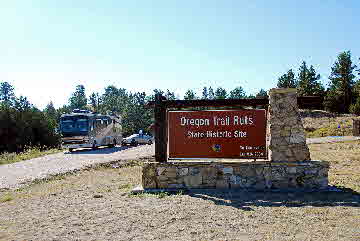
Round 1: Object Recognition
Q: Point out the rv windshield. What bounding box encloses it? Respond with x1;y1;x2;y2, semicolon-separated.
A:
60;116;89;136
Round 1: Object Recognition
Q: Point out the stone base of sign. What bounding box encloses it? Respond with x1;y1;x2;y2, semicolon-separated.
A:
142;160;329;190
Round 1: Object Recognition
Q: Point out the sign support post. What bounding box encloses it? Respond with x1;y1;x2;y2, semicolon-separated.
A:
154;94;168;162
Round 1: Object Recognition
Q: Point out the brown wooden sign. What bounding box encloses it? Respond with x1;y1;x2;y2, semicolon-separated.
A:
168;109;267;159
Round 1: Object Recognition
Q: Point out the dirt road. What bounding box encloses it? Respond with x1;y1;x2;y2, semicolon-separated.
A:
0;145;154;190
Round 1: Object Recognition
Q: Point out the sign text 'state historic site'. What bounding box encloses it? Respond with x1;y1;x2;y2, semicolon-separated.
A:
168;109;267;159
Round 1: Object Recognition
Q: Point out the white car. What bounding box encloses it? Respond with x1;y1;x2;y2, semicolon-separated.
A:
122;134;154;146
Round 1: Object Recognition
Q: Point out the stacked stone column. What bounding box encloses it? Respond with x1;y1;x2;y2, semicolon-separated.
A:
267;88;310;162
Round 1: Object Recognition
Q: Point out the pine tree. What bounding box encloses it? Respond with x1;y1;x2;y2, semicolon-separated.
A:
208;87;215;100
202;87;208;99
89;92;101;112
44;101;57;119
297;61;324;96
325;51;357;113
229;87;246;99
184;89;197;100
69;85;87;110
165;89;176;100
0;82;15;106
277;69;297;88
14;96;32;111
214;87;227;99
256;89;268;98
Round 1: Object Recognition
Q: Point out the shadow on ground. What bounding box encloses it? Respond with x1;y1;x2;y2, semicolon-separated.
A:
186;187;360;211
63;145;137;155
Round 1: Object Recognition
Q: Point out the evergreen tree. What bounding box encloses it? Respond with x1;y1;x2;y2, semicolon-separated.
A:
208;87;215;100
165;89;176;100
122;92;152;136
324;51;357;113
101;86;129;114
0;81;15;106
184;89;197;100
0;91;60;153
297;61;324;96
14;96;32;112
215;87;227;99
229;86;246;99
256;89;268;98
44;101;57;120
89;92;101;112
69;85;87;110
277;69;297;88
56;105;71;120
202;87;208;99
147;89;165;102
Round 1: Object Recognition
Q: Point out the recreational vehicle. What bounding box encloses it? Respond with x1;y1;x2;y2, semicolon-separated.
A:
60;109;122;152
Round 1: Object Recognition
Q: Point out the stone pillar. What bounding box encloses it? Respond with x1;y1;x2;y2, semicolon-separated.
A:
267;88;310;162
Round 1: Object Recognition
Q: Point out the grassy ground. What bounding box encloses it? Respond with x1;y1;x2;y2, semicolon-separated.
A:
300;109;358;137
0;141;359;240
0;148;63;166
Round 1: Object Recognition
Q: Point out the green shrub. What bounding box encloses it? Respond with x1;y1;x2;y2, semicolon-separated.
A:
349;97;360;115
0;104;60;153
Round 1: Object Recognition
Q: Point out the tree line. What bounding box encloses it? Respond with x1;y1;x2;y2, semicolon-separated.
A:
275;51;360;114
0;50;359;154
54;85;267;138
0;82;59;153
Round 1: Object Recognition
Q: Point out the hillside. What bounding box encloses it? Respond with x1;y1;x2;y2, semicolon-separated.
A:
300;109;359;137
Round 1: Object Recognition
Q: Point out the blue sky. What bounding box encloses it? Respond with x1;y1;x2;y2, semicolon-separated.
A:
1;1;359;109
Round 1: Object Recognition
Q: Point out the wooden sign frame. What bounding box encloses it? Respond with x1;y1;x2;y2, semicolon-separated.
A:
167;109;268;160
152;94;269;162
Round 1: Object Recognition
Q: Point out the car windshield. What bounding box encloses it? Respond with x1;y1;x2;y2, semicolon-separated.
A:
127;134;138;139
60;116;89;135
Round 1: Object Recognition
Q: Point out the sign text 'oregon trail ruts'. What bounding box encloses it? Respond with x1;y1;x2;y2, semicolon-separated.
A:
168;109;267;159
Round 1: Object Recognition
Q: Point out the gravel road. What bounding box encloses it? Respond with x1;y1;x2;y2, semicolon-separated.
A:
1;136;359;191
0;145;154;190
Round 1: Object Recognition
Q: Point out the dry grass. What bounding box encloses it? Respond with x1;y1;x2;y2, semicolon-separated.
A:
309;141;360;193
0;194;13;203
0;148;63;166
0;143;359;240
300;109;358;137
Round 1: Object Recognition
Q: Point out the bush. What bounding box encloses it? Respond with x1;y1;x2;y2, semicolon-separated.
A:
323;91;345;113
349;97;360;115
